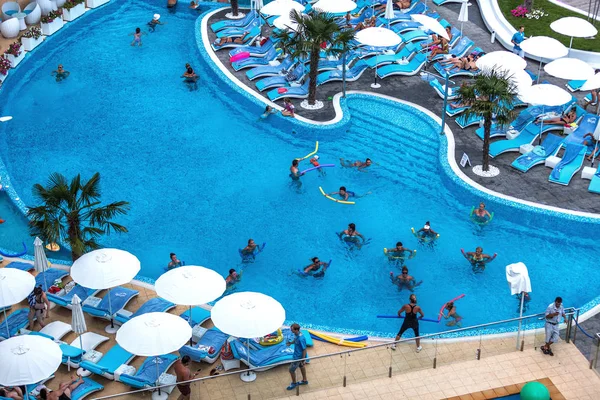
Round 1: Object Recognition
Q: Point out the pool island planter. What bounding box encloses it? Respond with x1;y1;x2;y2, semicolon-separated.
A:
62;3;86;22
86;0;109;8
6;52;25;68
22;36;44;52
41;17;64;36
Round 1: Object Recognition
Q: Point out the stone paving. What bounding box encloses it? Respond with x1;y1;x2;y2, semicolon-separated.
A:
208;3;600;214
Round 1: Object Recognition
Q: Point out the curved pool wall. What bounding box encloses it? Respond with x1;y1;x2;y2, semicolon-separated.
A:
1;1;600;337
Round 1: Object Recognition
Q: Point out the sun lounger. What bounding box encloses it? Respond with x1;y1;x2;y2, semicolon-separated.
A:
391;21;422;34
210;10;257;32
211;27;260;51
180;306;211;326
256;63;306;91
79;343;136;380
179;328;229;363
563;113;600;147
566;79;586;92
246;56;294;80
82;286;139;321
216;19;261;38
489;128;539;158
377;53;426;78
114;297;175;325
267;79;310;101
549;143;587;185
349;7;375;25
30;329;107;368
229;38;277;58
317;53;358;71
40;321;73;341
36;268;69;292
47;284;100;309
70;378;104;400
456;113;482;128
232;47;280;71
433;59;480;78
433;0;463;5
317;60;369;85
429;78;459;100
0;308;29;340
364;43;418;68
588;166;600;194
435;36;473;61
511;134;563;173
118;354;179;389
400;29;429;43
377;2;428;25
6;261;34;271
445;101;469;117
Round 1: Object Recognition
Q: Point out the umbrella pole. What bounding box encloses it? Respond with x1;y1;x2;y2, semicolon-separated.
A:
3;307;9;338
189;305;193;346
569;36;573;55
536;58;542;84
538;106;545;146
372;54;380;89
156;356;162;396
105;288;117;334
342;52;347;98
440;73;449;135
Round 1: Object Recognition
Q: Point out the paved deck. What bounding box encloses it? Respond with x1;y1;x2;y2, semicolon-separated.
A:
208;3;600;214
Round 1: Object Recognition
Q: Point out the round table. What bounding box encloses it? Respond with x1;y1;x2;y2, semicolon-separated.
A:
13;12;27;30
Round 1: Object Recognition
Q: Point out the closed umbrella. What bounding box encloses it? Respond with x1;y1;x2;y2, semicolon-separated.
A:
458;0;469;36
384;0;394;28
313;0;356;13
117;313;192;400
211;292;285;382
476;50;527;74
0;268;35;339
71;249;140;333
70;294;87;372
544;58;595;81
550;16;598;54
33;237;49;292
505;262;532;350
520;36;568;83
261;0;304;16
355;27;402;88
412;14;449;40
519;84;572;145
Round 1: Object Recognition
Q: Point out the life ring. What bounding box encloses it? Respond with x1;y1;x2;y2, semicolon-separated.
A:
259;328;283;346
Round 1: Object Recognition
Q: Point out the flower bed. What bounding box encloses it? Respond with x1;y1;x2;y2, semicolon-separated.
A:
5;42;24;68
0;56;11;82
22;26;44;51
41;11;64;35
63;0;86;21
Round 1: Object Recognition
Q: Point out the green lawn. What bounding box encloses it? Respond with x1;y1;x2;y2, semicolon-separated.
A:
498;0;600;52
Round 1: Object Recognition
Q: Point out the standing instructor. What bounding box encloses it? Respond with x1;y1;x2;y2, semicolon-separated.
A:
391;294;424;352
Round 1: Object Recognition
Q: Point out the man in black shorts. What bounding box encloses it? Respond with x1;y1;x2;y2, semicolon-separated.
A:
391;294;424;352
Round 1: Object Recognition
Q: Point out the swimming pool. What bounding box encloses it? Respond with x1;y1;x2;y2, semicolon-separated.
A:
1;0;599;337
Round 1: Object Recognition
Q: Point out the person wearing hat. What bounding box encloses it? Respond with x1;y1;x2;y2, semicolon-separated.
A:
148;14;164;32
417;221;438;238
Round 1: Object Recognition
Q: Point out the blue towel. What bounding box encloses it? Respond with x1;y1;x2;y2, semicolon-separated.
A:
6;262;34;271
115;297;174;324
36;268;69;291
48;284;97;307
179;329;229;362
515;134;563;167
0;308;29;339
122;354;178;387
92;287;138;314
71;378;104;400
230;339;295;367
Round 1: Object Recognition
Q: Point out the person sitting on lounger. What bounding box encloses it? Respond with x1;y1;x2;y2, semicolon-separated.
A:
428;37;449;62
376;0;411;11
148;14;164;32
584;133;600;160
354;16;376;31
422;26;452;49
340;157;372;169
534;107;576;125
40;376;84;400
390;266;422;291
462;53;481;71
213;30;253;46
440;301;462;327
0;387;23;400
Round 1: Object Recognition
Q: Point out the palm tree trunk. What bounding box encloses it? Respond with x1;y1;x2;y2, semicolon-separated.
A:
68;217;82;261
482;116;492;172
307;45;320;105
231;0;239;16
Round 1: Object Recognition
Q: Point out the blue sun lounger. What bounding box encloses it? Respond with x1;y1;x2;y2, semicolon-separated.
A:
119;354;179;389
267;79;310;101
229;38;277;58
232;47;280;71
114;297;175;325
70;378;104;400
0;308;29;340
445;102;469;117
6;261;34;271
364;43;418;68
256;63;306;92
179;329;230;363
400;29;429;43
438;36;473;60
47;284;100;309
429;78;459;100
317;53;358;71
30;330;89;367
246;56;294;80
489;128;539;158
377;2;428;25
230;330;313;369
180;306;211;326
36;268;69;292
563;113;600;147
456;113;482;128
566;79;586;92
210;10;257;32
377;53;426;78
211;27;260;51
216;18;261;38
80;343;136;380
391;21;422;34
317;60;369;85
549;143;587;185
82;286;139;321
433;0;464;5
588;167;600;194
433;59;481;78
511;134;564;173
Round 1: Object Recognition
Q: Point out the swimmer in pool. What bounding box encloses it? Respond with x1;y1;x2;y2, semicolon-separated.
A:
189;0;200;8
339;158;372;170
303;257;327;274
390;266;422;292
225;268;241;287
148;14;164;32
338;223;367;248
387;242;413;255
290;159;305;181
241;239;259;255
182;66;198;81
473;202;492;220
464;247;495;271
261;105;278;119
417;222;438;238
130;27;146;46
440;301;462;327
328;186;372;201
51;64;70;82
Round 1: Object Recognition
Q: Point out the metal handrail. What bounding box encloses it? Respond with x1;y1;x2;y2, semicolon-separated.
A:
92;307;578;399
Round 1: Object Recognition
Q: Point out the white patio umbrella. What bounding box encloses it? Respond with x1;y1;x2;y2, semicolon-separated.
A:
155;265;226;343
70;294;87;372
313;0;356;13
506;69;533;96
33;237;49;292
412;14;449;40
0;116;12;122
519;84;572;145
211;292;285;382
550;16;598;54
261;0;304;16
505;262;532;350
0;335;62;393
520;36;568;83
273;14;298;31
458;0;470;37
0;268;35;339
544;58;595;81
581;72;600;91
117;313;192;400
355;27;402;88
384;0;395;28
476;51;527;74
71;249;140;333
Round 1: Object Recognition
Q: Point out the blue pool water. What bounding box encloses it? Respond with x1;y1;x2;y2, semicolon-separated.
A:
1;0;599;336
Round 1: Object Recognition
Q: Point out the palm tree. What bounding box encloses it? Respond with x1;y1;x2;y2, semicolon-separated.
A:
457;69;519;172
27;172;130;261
287;10;355;106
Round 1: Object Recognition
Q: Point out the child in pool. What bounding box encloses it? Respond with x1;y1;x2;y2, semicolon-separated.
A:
130;27;145;46
261;105;278;119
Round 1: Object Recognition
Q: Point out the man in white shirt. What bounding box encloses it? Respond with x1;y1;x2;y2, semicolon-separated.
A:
542;296;565;356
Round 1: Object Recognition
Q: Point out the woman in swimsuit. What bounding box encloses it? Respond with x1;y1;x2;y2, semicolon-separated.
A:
441;301;462;327
130;27;145;46
0;387;23;400
339;157;372;169
303;257;327;274
214;31;253;46
464;247;495;271
339;223;367;248
40;376;84;400
535;107;576;125
473;202;491;220
428;37;449;62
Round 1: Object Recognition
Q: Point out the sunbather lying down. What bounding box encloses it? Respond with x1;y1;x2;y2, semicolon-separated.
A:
214;31;252;46
438;53;480;71
534;107;576;125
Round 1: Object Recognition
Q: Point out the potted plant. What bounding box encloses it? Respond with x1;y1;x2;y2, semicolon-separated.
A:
21;26;44;52
86;0;109;10
5;41;24;68
0;56;11;82
62;0;86;22
41;10;64;36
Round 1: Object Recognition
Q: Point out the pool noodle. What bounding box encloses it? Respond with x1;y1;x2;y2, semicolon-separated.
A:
437;294;466;321
296;141;319;161
307;330;367;348
376;315;440;323
309;333;368;343
319;186;355;205
300;164;335;174
0;242;27;258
